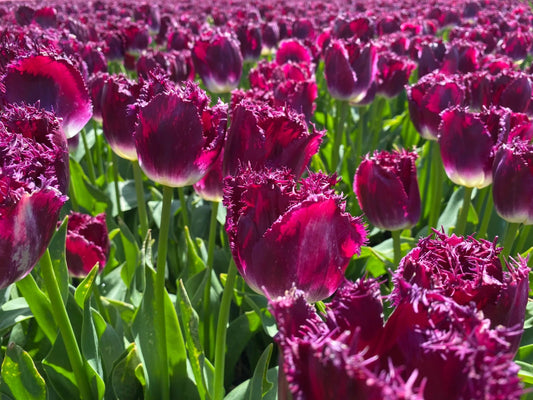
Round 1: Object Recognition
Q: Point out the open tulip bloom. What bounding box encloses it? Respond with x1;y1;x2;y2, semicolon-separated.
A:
224;166;367;302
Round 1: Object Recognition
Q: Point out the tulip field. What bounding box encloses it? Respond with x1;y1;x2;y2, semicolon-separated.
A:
2;0;533;398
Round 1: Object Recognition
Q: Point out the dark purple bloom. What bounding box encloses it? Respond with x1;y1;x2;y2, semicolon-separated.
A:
354;149;420;231
167;28;192;51
34;7;57;28
502;31;532;60
261;21;280;50
391;230;530;353
407;72;465;140
491;70;532;113
193;147;224;202
324;39;377;103
135;82;227;187
236;22;263;62
223;100;323;177
87;72;109;123
1;53;93;138
376;52;416;99
224;167;367;302
123;23;151;52
65;212;109;278
192;31;243;93
492;138;533;224
101;74;141;160
275;39;312;66
0;114;67;289
438;106;495;188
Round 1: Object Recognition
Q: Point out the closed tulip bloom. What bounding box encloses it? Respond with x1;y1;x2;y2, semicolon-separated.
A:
135;82;227;187
224;167;367;302
0;118;66;288
492;138;533;224
65;212;109;277
438;106;495;188
192;31;243;93
376;52;416;99
0;53;93;138
193;147;224;202
391;230;530;353
407;72;465;140
236;22;262;62
354;149;420;231
275;39;313;65
324;39;377;103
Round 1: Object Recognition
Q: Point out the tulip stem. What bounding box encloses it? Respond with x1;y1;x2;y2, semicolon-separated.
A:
501;222;521;258
178;187;190;228
132;160;149;240
203;201;219;359
80;128;97;185
92;120;105;178
331;100;348;173
477;189;493;238
40;249;93;400
155;185;173;400
213;259;238;400
428;142;444;230
112;152;123;217
391;230;402;267
515;225;532;255
455;186;473;236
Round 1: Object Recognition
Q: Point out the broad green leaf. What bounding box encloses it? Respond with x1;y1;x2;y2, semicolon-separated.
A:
248;344;274;399
119;219;140;288
0;297;32;336
75;265;99;309
436;186;464;234
224;368;278;400
517;360;533;384
1;343;46;400
111;344;143;400
184;226;206;276
46;218;69;303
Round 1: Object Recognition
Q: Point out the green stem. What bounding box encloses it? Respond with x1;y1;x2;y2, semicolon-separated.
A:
80;128;96;184
40;249;92;400
203;201;219;359
92;120;105;178
501;222;521;258
515;225;532;254
132;160;149;240
391;230;402;267
155;185;173;400
331;100;348;173
455;187;473;236
16;274;56;343
355;106;365;168
477;189;493;238
213;259;238;400
428;141;444;230
112;152;122;218
178;187;190;228
370;97;386;151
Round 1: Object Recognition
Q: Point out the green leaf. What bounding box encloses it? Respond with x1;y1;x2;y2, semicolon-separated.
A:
111;344;143;400
106;180;138;216
177;280;211;400
248;344;273;399
74;265;99;309
47;218;69;303
0;298;32;336
184;226;206;276
119;219;140;288
224;368;278;400
1;343;46;400
437;186;464;234
517;360;533;384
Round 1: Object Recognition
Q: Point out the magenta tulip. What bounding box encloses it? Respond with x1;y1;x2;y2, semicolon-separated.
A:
224;167;367;302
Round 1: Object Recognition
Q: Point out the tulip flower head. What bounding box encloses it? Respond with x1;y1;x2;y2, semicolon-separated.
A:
135;82;227;187
354;149;420;231
0;113;67;288
0;53;93;138
224;166;367;302
65;212;110;278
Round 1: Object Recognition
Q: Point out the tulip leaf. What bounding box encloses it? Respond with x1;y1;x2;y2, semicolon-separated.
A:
0;297;32;336
111;343;143;400
47;218;69;304
184;226;206;276
74;265;99;309
69;158;107;213
177;279;212;400
437;186;464;234
118;219;140;289
224;367;278;400
516;361;533;384
1;343;46;400
248;344;274;399
81;301;103;380
106;180;138;216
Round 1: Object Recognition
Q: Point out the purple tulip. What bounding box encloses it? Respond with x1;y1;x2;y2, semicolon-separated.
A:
376;52;416;98
65;212;109;278
100;74;141;160
492;138;533;224
354;149;420;231
87;72;109;123
223;100;323;177
438;106;496;188
192;31;243;93
193;147;224;202
407;72;465;140
324;39;377;103
1;53;93;138
224;167;367;302
391;230;530;353
491;70;532;113
236;22;263;62
135;82;227;187
0;115;67;288
275;39;312;66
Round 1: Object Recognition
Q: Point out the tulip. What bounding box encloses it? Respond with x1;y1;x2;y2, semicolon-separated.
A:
135;81;227;187
376;52;416;99
407;72;465;140
100;74;141;160
1;53;93;138
275;39;313;66
491;70;532;113
492;138;533;225
0;116;66;289
354;149;420;231
391;230;530;353
223;166;367;302
193;147;224;202
192;31;243;93
65;212;110;277
236;22;262;62
223;100;323;178
324;39;377;103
